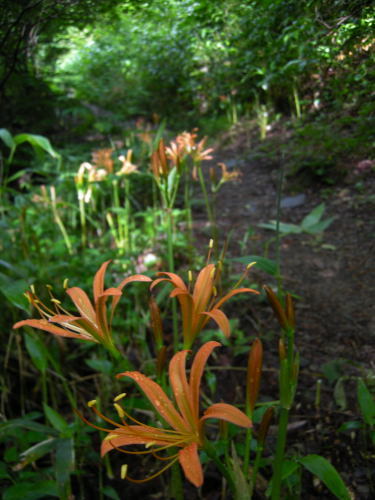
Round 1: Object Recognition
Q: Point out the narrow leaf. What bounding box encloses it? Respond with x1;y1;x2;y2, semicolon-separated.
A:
299;454;351;500
357;379;375;427
301;203;325;228
43;404;68;433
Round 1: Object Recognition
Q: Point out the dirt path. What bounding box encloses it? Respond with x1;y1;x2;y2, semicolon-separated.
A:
192;130;375;499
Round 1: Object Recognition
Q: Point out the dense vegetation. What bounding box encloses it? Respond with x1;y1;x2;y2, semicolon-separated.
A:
1;1;374;499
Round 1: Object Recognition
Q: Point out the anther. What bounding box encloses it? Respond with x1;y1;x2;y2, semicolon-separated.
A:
63;278;69;289
114;403;125;418
114;393;126;402
87;399;97;407
121;464;128;479
145;441;156;449
247;261;257;270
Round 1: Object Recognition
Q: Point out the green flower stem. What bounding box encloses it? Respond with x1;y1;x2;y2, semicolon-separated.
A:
204;441;235;494
165;207;179;350
197;163;219;255
249;442;264;498
271;406;289;499
124;177;131;252
50;188;73;255
184;168;193;260
112;179;125;253
170;460;184;500
275;158;284;297
243;426;253;477
197;164;214;227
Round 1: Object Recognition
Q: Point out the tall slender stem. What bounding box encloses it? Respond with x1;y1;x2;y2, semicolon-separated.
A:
271;407;289;499
165;207;179;350
275;156;284;297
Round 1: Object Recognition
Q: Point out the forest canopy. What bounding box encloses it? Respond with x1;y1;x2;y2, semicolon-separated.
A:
1;0;373;134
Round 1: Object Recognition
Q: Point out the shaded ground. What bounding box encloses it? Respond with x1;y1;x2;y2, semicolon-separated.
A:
188;124;374;499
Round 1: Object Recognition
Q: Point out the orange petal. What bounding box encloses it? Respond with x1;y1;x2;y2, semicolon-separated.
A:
95;294;110;341
214;287;259;310
112;274;152;313
201;309;230;337
93;260;111;303
12;319;93;341
169;289;194;347
101;425;174;456
116;371;187;433
169;350;195;431
151;272;188;291
193;264;215;314
247;338;263;413
178;442;203;487
117;274;152;291
201;403;252;428
189;341;220;419
67;287;96;324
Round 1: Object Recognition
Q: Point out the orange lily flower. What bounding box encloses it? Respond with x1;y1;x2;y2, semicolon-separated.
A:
151;263;259;348
13;261;151;353
80;341;251;487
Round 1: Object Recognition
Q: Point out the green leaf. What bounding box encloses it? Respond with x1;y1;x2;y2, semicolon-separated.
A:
0;415;57;437
55;438;75;486
0;461;11;479
167;165;177;199
0;274;29;311
258;221;302;234
333;377;347;411
3;480;58;500
43;404;68;434
232;255;277;276
357;379;375;427
13;133;60;159
102;487;121;500
86;358;113;375
305;217;335;234
299;454;351;500
24;334;48;374
19;438;58;465
231;443;251;500
301;203;325;229
0;128;15;149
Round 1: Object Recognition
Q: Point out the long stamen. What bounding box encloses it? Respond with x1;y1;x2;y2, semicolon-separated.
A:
232;262;257;289
73;408;113;433
125;456;179;484
153;451;179;461
116;404;182;435
91;405;122;428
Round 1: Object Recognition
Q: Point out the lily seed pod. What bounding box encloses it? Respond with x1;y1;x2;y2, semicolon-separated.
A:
285;293;295;330
156;345;167;378
149;296;163;348
258;406;274;445
278;338;286;361
264;286;288;330
246;338;263;414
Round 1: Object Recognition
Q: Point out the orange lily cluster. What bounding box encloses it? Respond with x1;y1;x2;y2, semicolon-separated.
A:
13;261;151;353
150;131;214;180
152;262;259;348
80;341;252;487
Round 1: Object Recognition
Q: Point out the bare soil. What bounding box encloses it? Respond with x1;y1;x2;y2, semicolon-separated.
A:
190;125;375;499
